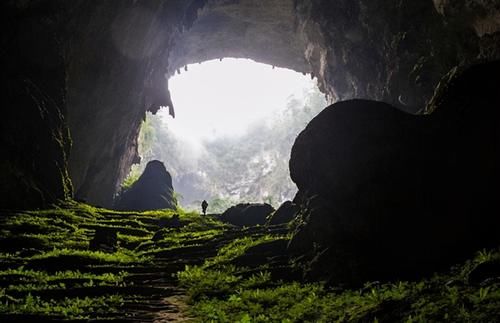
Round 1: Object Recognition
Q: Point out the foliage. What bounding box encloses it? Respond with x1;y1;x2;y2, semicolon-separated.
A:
178;245;500;322
128;86;327;209
2;201;500;321
0;200;227;320
30;248;145;264
0;293;123;319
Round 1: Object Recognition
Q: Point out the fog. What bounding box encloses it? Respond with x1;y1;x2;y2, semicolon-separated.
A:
124;58;327;212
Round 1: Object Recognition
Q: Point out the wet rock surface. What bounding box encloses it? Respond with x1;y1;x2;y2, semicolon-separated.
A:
289;61;500;285
114;160;176;211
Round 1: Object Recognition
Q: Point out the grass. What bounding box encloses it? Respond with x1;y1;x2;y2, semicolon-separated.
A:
0;200;224;319
2;200;500;321
204;235;287;268
0;292;124;319
177;247;500;322
30;248;145;264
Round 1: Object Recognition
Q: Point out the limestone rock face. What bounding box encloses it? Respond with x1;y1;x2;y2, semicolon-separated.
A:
289;61;500;285
169;0;310;75
1;3;72;209
294;0;500;113
3;0;500;211
433;0;500;36
115;160;176;211
65;1;199;207
221;203;275;227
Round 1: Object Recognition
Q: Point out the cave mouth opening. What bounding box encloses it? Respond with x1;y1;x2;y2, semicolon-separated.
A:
123;58;327;212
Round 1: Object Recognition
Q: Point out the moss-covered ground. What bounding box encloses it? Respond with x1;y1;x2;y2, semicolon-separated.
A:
1;201;499;322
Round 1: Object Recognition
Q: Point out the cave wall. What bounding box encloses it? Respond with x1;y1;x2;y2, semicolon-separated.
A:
1;1;73;209
2;0;499;209
294;0;500;112
65;0;207;207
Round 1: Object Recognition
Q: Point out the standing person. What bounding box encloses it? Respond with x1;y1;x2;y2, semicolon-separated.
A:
201;200;208;216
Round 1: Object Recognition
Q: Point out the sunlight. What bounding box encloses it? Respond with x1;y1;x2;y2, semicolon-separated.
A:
161;58;316;144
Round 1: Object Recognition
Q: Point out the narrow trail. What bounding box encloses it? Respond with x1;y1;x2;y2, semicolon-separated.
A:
117;224;290;322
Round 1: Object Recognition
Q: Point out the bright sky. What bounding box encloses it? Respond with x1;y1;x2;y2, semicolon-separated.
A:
159;58;315;144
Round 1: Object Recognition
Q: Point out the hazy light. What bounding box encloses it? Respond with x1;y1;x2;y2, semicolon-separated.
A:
160;58;315;144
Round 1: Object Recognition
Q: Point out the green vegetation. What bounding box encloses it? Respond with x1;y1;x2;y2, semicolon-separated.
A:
1;200;500;321
0;292;123;319
178;245;500;322
0;201;226;320
127;86;327;211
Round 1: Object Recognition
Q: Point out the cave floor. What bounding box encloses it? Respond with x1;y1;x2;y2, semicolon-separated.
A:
0;201;291;322
1;201;500;322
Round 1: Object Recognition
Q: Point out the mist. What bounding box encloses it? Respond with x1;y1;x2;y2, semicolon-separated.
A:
123;59;327;212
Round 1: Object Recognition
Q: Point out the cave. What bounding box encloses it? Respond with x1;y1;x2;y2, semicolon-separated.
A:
4;0;499;208
2;0;500;321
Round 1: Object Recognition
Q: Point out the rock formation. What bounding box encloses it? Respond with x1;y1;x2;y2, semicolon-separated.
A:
220;203;275;227
1;2;72;209
289;61;500;285
114;160;176;211
2;0;500;212
266;201;299;225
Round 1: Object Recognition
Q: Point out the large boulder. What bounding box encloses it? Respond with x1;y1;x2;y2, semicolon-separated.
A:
115;160;176;211
289;61;500;286
266;201;300;225
220;203;274;227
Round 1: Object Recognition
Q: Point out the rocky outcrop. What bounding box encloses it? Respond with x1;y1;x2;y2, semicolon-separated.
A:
266;201;299;225
289;61;500;285
220;203;274;227
115;160;176;211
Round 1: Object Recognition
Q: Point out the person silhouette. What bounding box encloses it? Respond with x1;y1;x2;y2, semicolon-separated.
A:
201;200;208;216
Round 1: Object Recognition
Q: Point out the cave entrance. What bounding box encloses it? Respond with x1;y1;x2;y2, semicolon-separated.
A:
123;58;326;212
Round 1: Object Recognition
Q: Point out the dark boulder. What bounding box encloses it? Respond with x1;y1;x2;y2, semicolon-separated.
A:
89;228;117;253
115;160;176;211
220;203;274;227
289;61;500;286
266;201;300;225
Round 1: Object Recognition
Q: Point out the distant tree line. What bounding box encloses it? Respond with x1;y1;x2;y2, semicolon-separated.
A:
122;86;327;212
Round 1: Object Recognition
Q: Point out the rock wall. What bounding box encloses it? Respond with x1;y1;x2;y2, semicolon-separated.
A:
2;0;499;209
1;1;72;209
65;1;197;207
294;0;500;112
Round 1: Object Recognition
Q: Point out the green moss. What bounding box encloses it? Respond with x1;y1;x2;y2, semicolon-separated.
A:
178;248;500;322
0;293;124;319
30;248;145;265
